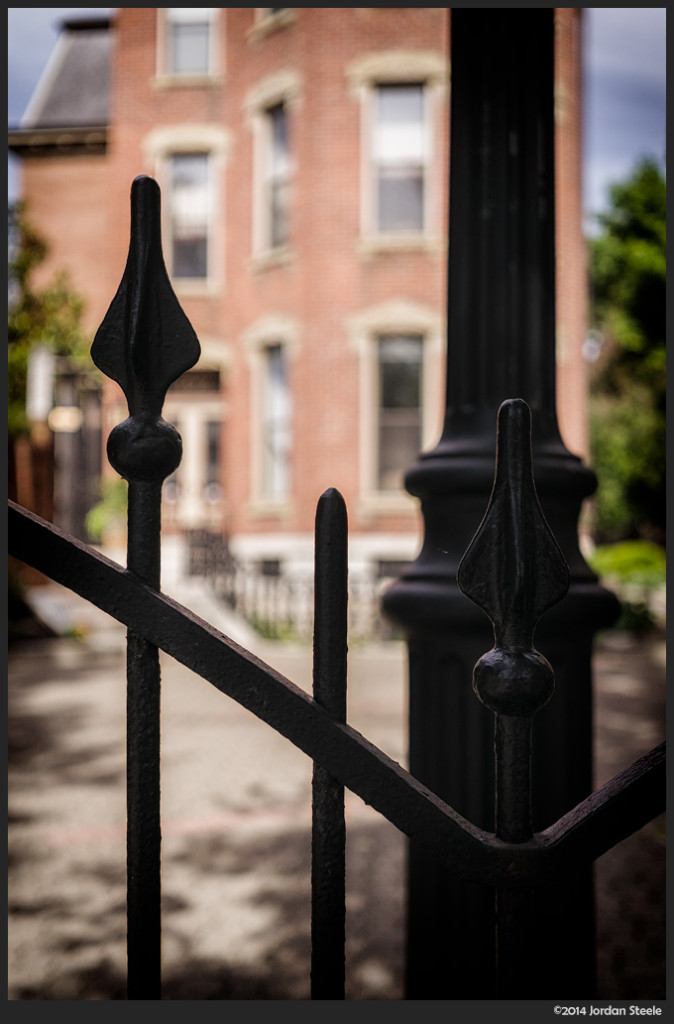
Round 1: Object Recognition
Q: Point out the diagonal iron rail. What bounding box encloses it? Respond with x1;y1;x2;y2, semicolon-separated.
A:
8;497;665;889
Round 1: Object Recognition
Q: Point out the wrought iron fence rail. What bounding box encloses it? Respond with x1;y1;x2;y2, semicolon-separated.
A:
541;741;665;865
8;496;666;892
8;498;503;882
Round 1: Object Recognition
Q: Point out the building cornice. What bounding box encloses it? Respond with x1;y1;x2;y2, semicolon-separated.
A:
8;125;108;157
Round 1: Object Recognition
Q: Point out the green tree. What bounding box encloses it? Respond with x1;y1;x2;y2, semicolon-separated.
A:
588;158;666;544
8;202;96;438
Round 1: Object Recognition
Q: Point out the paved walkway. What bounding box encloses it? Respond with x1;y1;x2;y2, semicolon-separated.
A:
8;570;666;1001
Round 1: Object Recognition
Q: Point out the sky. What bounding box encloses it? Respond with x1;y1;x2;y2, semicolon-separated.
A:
7;8;667;229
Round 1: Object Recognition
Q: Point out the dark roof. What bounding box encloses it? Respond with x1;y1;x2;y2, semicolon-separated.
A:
9;17;112;157
21;17;112;130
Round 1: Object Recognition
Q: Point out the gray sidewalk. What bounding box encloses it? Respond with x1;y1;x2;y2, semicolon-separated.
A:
8;571;666;1000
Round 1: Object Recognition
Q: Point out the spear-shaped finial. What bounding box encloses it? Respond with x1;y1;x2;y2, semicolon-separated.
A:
457;399;570;844
89;175;203;997
458;398;570;659
91;175;201;482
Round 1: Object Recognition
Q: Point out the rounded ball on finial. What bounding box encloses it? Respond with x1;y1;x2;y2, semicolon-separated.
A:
107;415;182;482
473;646;555;716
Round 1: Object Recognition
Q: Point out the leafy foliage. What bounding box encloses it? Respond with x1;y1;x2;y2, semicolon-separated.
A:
589;539;666;633
8;203;96;437
84;478;128;544
588;159;666;544
589;539;666;589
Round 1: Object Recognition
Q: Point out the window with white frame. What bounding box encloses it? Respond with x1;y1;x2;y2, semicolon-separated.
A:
346;51;447;247
266;103;291;250
372;84;427;235
347;299;443;505
243;314;300;508
376;334;423;490
168;152;210;279
204;420;222;503
262;344;292;499
143;125;229;288
246;71;300;259
165;8;216;76
249;9;295;41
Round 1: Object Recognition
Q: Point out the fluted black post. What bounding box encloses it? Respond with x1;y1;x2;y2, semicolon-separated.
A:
382;10;619;998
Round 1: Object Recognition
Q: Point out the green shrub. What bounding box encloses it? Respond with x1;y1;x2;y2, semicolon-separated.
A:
589;539;666;632
589;539;666;586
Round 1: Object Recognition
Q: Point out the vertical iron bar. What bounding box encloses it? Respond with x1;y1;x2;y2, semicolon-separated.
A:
494;883;537;999
311;488;348;1000
90;176;201;1000
125;480;162;999
458;398;569;999
494;714;533;845
493;715;536;998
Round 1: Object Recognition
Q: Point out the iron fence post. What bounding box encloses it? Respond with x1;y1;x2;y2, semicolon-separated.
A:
382;10;620;997
311;488;348;999
457;398;571;997
91;175;201;999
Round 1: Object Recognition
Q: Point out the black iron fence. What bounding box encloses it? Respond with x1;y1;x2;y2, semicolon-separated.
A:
7;12;666;1002
8;175;665;1001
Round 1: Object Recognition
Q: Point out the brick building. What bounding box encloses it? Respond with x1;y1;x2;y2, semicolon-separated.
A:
9;8;588;590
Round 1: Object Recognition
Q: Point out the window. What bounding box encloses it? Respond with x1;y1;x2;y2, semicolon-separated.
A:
168;152;210;279
266;103;290;249
242;313;300;509
143;125;230;289
249;9;295;41
347;299;443;506
204;420;222;503
165;8;215;76
372;84;427;234
262;344;292;498
377;335;423;491
245;70;300;260
346;50;447;247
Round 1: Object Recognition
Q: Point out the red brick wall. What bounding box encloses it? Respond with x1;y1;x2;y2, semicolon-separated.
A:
221;8;450;537
104;8;451;539
21;155;115;339
17;8;587;547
